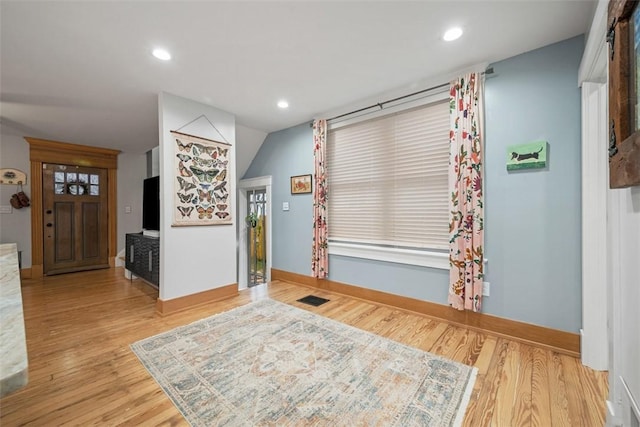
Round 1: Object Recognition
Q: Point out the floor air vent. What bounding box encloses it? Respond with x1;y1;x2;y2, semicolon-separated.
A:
297;295;330;307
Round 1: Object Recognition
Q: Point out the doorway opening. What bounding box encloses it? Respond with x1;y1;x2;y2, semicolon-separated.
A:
247;188;267;287
25;137;119;279
238;176;272;290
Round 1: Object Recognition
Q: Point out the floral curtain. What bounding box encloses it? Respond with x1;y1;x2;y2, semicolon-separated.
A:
312;119;328;278
448;73;484;312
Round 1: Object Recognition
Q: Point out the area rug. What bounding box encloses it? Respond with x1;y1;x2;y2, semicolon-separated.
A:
131;299;477;426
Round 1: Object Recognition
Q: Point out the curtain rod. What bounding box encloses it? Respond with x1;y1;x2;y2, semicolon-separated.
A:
323;67;494;123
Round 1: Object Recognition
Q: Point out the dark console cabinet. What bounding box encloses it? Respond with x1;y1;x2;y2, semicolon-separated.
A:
125;233;159;287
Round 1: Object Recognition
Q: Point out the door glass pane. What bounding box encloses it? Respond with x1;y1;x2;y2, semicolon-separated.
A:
68;184;79;195
90;174;99;185
248;189;267;287
90;185;99;196
66;172;77;182
55;172;65;183
78;173;88;184
55;183;65;194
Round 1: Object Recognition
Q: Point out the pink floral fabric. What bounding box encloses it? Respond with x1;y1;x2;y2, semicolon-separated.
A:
448;73;484;312
312;119;328;278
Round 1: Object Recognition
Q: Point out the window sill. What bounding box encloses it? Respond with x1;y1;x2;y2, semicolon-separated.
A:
328;242;449;270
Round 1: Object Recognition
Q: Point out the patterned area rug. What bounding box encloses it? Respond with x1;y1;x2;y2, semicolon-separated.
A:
131;299;477;426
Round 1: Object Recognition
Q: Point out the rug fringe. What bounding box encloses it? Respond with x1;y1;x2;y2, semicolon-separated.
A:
453;366;478;427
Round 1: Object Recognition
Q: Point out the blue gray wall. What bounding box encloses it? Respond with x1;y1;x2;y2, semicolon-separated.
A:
243;124;314;274
483;36;583;333
243;35;584;333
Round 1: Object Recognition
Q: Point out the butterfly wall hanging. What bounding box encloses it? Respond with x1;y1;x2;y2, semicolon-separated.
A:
171;130;232;226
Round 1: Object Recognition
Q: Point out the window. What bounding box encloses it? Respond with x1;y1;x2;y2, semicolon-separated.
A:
327;97;450;265
53;169;99;196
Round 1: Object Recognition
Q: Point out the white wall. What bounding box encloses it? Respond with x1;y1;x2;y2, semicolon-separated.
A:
116;153;146;252
158;92;237;301
236;124;267;181
0;131;32;267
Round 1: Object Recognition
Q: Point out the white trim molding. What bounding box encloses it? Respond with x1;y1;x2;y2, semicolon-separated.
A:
580;81;609;371
578;0;608;84
579;0;609;372
621;376;640;426
328;241;449;270
238;176;272;290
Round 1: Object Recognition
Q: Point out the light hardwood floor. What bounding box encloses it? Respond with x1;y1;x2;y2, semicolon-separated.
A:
1;268;607;426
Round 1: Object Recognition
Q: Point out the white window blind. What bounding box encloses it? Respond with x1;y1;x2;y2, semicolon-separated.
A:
327;99;449;250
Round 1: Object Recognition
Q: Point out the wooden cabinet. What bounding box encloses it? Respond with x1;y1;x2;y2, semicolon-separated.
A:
125;233;159;287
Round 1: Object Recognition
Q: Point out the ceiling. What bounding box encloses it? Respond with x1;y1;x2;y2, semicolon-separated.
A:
1;1;596;154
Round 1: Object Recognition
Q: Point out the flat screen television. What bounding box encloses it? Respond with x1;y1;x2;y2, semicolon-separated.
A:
142;176;160;232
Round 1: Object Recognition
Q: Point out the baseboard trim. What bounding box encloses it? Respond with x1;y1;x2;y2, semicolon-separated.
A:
271;268;580;357
20;268;32;280
156;283;238;315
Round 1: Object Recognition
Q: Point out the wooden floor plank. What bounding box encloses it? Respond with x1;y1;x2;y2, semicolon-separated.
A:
462;335;497;425
549;351;573;426
531;347;552;427
468;338;511;426
561;354;607;426
491;341;525;426
0;268;608;426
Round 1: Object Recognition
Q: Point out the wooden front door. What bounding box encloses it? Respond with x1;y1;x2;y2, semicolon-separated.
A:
43;164;109;275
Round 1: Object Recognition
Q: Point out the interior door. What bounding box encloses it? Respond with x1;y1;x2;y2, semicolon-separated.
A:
247;189;267;287
43;163;109;275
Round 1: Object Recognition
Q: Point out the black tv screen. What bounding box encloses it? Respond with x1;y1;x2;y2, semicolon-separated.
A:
142;176;160;231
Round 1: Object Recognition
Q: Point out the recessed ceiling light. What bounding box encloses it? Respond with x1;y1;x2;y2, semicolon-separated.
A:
277;100;289;109
152;48;171;61
443;27;463;42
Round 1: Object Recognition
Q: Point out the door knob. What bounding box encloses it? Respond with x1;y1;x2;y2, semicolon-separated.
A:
46;210;52;214
46;223;53;227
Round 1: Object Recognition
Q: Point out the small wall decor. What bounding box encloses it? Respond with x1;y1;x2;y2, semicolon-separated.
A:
0;168;27;185
291;174;312;194
171;131;232;226
506;141;547;171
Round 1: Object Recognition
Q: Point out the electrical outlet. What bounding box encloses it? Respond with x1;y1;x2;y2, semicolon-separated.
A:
483;281;490;296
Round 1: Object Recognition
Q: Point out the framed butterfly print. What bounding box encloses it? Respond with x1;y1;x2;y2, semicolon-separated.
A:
170;130;232;226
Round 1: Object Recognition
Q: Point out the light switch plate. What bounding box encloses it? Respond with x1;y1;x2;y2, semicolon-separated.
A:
125;206;132;214
282;202;290;211
0;205;12;214
482;282;490;296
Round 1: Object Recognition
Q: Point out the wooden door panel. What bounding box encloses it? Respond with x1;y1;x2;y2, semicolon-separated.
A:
82;203;100;259
54;202;74;263
43;164;109;275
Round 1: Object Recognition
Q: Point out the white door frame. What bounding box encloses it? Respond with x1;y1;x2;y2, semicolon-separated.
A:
578;0;609;372
580;81;608;371
238;176;272;290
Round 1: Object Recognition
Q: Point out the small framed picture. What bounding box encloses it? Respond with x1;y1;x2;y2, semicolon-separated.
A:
290;174;312;194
